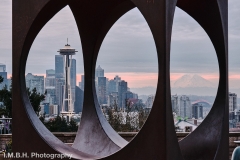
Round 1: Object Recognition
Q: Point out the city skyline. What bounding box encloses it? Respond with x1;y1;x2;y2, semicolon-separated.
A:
1;59;239;96
1;0;240;89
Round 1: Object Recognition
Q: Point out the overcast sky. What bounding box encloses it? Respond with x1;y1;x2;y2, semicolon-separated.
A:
0;0;240;89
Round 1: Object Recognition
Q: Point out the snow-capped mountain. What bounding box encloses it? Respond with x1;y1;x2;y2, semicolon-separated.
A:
130;75;218;96
171;74;218;96
172;74;215;88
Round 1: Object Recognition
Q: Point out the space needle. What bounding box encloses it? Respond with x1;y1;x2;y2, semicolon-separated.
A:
57;39;77;121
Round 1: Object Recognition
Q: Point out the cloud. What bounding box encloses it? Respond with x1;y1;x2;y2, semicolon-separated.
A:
0;0;12;73
1;1;240;89
27;6;84;74
228;0;240;75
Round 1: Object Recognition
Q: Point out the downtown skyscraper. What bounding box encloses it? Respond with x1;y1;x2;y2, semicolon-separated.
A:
179;95;192;118
70;59;76;103
54;55;76;110
95;65;104;78
118;80;128;108
45;69;56;105
55;55;65;108
95;65;107;105
55;55;64;79
25;73;44;94
0;63;7;90
97;77;107;104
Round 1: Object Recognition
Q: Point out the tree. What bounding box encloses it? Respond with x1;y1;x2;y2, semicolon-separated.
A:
106;99;150;132
42;116;78;132
107;108;123;132
68;118;78;131
44;116;69;132
138;107;149;129
0;77;79;132
0;75;3;84
0;85;12;118
27;88;45;116
0;77;45;117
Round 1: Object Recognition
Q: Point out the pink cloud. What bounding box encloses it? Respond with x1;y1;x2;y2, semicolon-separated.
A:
76;72;227;88
6;72;236;88
201;74;219;80
229;74;240;79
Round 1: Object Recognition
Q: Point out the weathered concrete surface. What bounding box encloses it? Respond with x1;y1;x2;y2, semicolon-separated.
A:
1;132;239;160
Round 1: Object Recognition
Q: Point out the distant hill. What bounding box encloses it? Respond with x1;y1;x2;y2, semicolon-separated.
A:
130;87;156;96
138;95;149;103
172;74;216;88
131;74;240;97
171;87;218;96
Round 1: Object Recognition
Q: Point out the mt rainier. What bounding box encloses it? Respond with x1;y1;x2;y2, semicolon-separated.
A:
172;74;216;88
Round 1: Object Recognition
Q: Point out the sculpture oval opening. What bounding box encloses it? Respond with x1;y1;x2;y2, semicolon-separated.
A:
26;5;83;136
96;8;158;140
171;7;219;134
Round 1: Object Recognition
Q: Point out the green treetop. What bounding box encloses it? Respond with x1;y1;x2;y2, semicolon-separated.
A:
0;76;45;117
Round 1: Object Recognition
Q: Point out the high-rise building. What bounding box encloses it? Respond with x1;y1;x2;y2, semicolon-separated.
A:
108;75;122;94
55;48;77;119
45;77;55;87
171;94;178;114
45;69;56;105
70;59;76;104
55;57;76;101
0;63;7;90
145;95;155;108
229;92;237;112
118;80;128;108
179;95;192;118
49;105;58;115
55;55;64;78
43;103;50;114
191;100;212;118
79;75;84;91
95;65;105;104
108;79;117;94
97;77;107;105
45;69;55;87
123;91;135;107
132;93;138;99
55;78;65;110
229;93;238;128
25;73;44;94
45;87;56;105
106;78;109;95
7;79;11;90
114;75;121;81
46;69;55;77
108;92;118;107
95;65;104;78
192;103;203;119
0;64;6;72
114;75;121;92
75;86;84;113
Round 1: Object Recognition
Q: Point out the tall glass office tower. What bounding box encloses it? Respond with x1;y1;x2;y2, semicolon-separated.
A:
0;63;7;90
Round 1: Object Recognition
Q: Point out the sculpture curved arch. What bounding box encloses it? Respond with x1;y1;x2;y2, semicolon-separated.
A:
14;0;99;159
13;0;228;159
176;0;228;159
